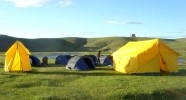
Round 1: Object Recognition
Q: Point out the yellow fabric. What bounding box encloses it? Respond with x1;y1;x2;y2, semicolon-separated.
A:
4;40;31;72
112;38;179;74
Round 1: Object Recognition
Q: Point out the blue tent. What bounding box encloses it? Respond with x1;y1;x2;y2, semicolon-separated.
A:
55;55;72;65
100;55;113;66
84;55;97;65
66;56;95;70
29;55;41;66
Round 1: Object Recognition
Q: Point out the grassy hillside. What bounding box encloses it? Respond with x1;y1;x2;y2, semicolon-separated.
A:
0;35;87;52
84;37;153;51
0;34;186;53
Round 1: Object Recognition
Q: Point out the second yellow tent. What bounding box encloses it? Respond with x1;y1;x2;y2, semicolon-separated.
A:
112;38;179;74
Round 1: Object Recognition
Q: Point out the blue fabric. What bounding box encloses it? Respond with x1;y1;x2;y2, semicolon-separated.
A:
55;55;71;65
30;55;40;66
74;58;89;70
66;56;95;70
103;57;113;66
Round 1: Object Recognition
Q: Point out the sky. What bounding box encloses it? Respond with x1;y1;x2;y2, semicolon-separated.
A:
0;0;186;39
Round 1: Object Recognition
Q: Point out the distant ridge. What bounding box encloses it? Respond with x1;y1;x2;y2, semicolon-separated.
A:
0;34;186;52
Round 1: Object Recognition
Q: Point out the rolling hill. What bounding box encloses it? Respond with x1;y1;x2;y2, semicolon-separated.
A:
0;34;186;52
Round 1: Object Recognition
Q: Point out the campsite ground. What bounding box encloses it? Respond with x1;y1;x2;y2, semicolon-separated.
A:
0;52;186;100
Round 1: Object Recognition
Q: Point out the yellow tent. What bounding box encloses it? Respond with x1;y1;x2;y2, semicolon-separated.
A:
4;40;31;72
112;39;179;74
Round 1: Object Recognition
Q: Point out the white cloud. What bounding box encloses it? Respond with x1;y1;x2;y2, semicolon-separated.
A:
59;0;72;7
5;0;50;8
107;20;143;25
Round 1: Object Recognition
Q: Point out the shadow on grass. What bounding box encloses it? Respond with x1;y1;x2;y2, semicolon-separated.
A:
3;64;185;76
131;69;186;76
28;70;125;76
95;67;114;70
169;69;186;76
32;64;66;68
27;69;186;76
30;64;125;76
121;88;186;100
2;68;186;76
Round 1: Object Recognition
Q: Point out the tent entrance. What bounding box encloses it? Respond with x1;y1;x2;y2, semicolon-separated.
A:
159;56;169;75
83;58;94;69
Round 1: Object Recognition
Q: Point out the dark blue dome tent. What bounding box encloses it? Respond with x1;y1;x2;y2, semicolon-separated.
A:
100;55;113;66
83;55;97;66
66;56;96;70
55;55;72;65
29;55;41;67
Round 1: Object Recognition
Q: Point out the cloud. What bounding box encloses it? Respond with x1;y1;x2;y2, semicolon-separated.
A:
5;0;50;7
4;0;74;8
59;0;72;7
107;20;143;25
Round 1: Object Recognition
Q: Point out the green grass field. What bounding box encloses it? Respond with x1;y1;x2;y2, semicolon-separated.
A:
0;53;186;100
